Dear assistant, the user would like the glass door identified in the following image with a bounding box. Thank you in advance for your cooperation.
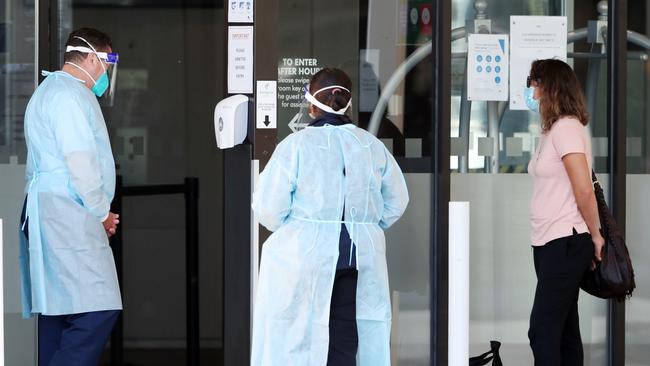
[1,0,37,364]
[449,0,609,364]
[37,0,226,364]
[625,1,650,363]
[276,1,438,363]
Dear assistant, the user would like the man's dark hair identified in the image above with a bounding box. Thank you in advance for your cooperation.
[63,28,112,64]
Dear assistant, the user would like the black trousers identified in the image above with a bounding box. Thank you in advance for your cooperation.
[327,268,358,366]
[529,230,594,366]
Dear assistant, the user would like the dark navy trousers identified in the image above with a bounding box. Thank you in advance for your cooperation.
[38,310,120,366]
[326,268,359,366]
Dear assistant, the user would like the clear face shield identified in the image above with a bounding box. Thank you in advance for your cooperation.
[98,52,119,107]
[66,40,119,107]
[295,83,352,129]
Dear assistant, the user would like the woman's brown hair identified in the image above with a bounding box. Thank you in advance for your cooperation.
[529,59,589,132]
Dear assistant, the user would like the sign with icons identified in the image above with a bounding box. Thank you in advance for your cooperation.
[467,34,509,101]
[228,0,253,23]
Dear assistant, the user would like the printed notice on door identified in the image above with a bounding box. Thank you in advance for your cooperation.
[227,26,254,94]
[277,57,322,134]
[467,34,509,101]
[256,80,277,129]
[510,16,567,110]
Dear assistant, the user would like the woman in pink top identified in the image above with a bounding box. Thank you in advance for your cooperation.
[525,59,605,366]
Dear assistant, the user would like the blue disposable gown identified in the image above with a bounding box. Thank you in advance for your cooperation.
[19,71,122,318]
[251,123,409,365]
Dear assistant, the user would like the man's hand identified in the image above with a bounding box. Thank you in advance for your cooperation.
[103,212,120,237]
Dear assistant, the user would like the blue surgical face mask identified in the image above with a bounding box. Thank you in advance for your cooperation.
[65,62,109,97]
[92,71,110,97]
[524,86,539,112]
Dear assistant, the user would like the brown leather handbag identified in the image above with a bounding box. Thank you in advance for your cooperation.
[580,171,636,301]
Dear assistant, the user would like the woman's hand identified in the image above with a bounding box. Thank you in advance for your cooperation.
[590,233,605,269]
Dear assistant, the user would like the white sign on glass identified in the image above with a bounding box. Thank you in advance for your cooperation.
[467,34,509,101]
[359,49,380,112]
[227,26,254,94]
[510,16,567,110]
[256,80,277,129]
[227,0,253,23]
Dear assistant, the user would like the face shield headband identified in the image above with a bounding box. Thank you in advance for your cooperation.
[304,85,352,115]
[65,46,119,65]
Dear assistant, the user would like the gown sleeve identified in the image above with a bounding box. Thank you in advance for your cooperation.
[25,150,34,189]
[378,146,409,230]
[252,136,299,232]
[50,92,111,221]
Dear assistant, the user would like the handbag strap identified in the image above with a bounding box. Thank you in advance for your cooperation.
[591,169,599,186]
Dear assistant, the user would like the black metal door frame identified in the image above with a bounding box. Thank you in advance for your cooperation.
[37,0,60,79]
[431,1,451,365]
[222,1,279,365]
[606,1,627,365]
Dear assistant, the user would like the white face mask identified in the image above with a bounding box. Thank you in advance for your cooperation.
[304,85,352,115]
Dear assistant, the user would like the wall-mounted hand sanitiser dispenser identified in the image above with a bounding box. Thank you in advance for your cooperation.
[214,94,249,149]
